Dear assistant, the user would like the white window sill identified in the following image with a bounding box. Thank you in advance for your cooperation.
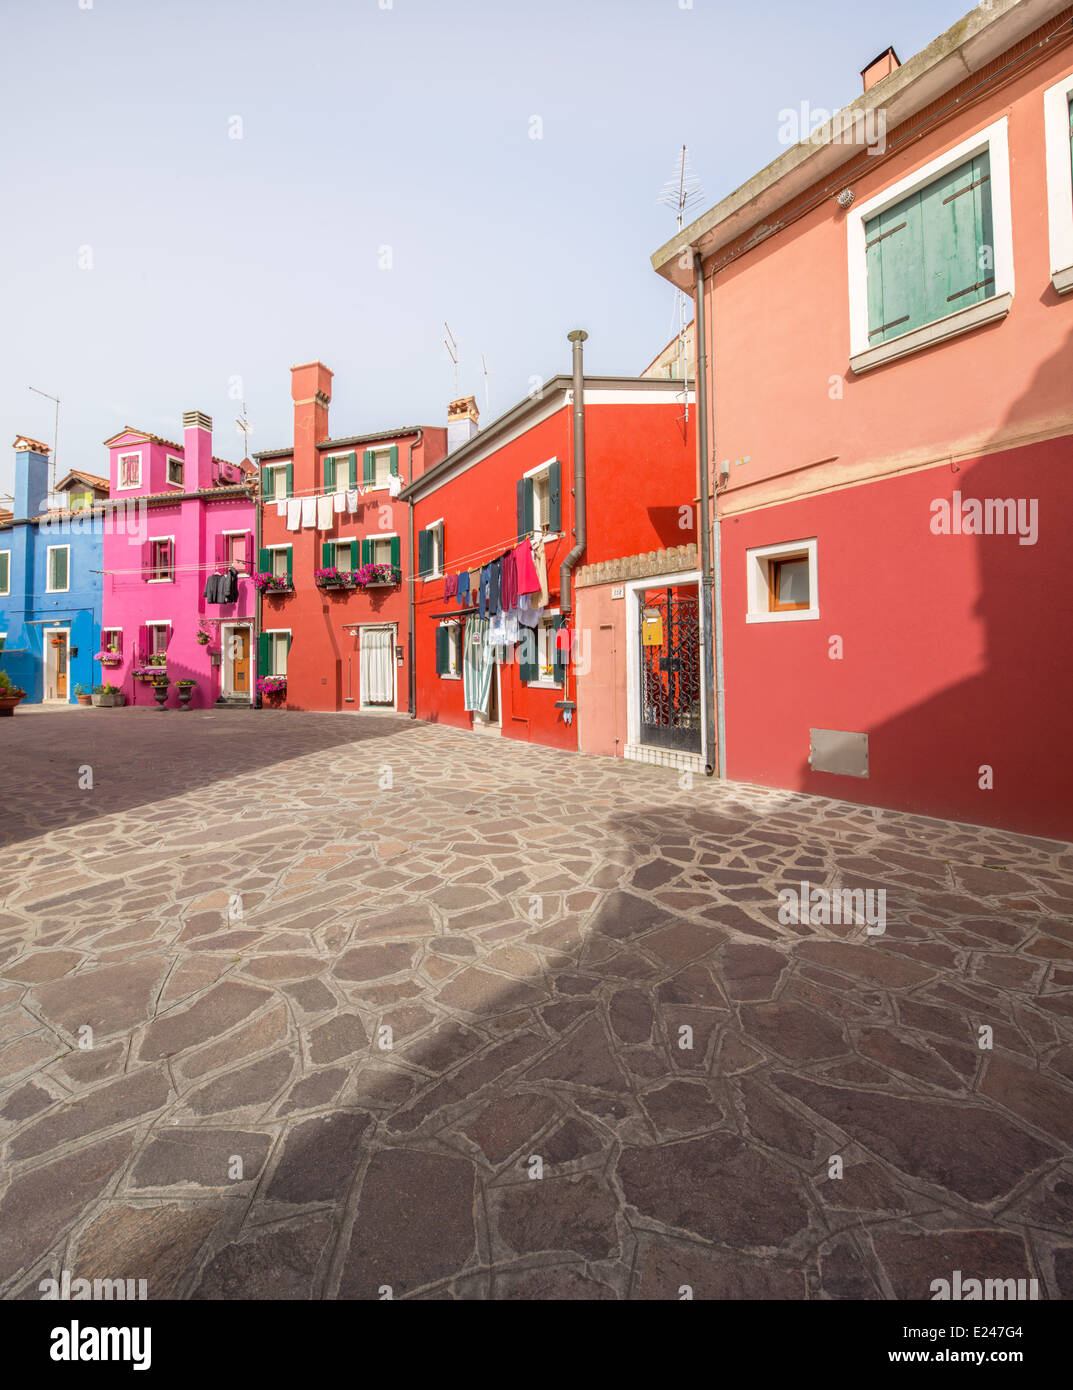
[45,589,70,595]
[440,672,462,680]
[746,608,819,625]
[850,292,1012,374]
[1052,266,1073,294]
[148,578,174,584]
[526,678,560,689]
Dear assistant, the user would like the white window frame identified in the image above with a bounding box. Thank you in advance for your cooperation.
[846,117,1014,371]
[116,451,142,491]
[46,544,70,594]
[266,464,289,501]
[367,532,397,566]
[371,449,393,489]
[265,543,292,579]
[424,519,444,579]
[147,621,171,657]
[148,535,176,583]
[1044,71,1073,293]
[438,619,462,679]
[165,454,184,489]
[0,550,9,596]
[222,529,248,569]
[264,628,291,677]
[331,537,358,568]
[101,626,122,654]
[526,606,562,688]
[746,538,819,624]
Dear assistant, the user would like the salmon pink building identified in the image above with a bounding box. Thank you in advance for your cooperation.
[99,414,257,708]
[405,334,697,757]
[252,362,447,712]
[653,0,1073,838]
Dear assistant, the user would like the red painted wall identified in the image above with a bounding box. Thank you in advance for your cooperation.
[412,393,695,748]
[721,438,1073,840]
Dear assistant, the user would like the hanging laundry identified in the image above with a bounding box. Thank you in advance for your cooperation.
[204,568,239,605]
[333,491,347,513]
[530,534,549,606]
[316,494,334,530]
[444,572,458,600]
[502,612,520,645]
[501,548,518,610]
[456,570,470,607]
[488,556,502,617]
[301,496,316,528]
[286,499,302,531]
[345,488,359,512]
[515,537,540,595]
[518,593,542,628]
[387,474,403,498]
[477,565,492,619]
[275,500,288,519]
[487,612,507,645]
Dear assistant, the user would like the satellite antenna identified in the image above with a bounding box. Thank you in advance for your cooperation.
[28,385,60,501]
[235,400,253,456]
[656,145,704,389]
[481,354,490,415]
[443,322,459,397]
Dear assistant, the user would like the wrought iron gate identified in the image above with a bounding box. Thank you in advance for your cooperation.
[638,585,702,753]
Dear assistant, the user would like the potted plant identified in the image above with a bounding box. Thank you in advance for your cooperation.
[74,684,92,707]
[196,630,211,646]
[146,652,167,667]
[0,670,27,715]
[91,683,126,708]
[257,674,287,703]
[314,566,344,589]
[175,678,197,709]
[150,675,170,710]
[253,571,294,594]
[358,562,400,588]
[95,647,122,668]
[50,635,65,648]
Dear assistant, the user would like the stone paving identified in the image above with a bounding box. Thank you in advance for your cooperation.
[1,707,1072,1300]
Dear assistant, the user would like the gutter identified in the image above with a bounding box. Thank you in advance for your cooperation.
[406,429,423,719]
[694,255,721,778]
[558,331,588,615]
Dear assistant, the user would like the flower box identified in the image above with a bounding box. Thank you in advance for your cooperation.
[314,567,358,590]
[96,652,122,667]
[253,572,294,595]
[257,675,287,700]
[356,563,400,588]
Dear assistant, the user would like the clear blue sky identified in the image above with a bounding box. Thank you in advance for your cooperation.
[0,0,971,497]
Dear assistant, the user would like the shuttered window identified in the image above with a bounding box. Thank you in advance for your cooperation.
[418,522,444,578]
[47,546,70,592]
[259,630,291,676]
[865,152,994,345]
[0,551,9,596]
[517,462,561,537]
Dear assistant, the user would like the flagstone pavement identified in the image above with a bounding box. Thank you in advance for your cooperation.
[1,707,1072,1300]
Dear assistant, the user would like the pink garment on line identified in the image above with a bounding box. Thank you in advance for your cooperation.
[514,538,540,595]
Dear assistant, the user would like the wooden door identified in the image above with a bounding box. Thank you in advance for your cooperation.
[56,634,68,699]
[232,629,250,694]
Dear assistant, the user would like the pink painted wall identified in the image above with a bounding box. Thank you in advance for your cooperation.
[101,431,256,709]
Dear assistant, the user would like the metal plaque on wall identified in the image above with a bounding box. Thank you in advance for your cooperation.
[810,729,869,778]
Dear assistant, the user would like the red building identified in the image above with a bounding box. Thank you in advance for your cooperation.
[253,362,446,712]
[653,2,1073,838]
[405,335,697,753]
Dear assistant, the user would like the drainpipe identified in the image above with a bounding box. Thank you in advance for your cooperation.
[559,329,587,612]
[406,429,423,718]
[694,253,722,777]
[252,475,262,710]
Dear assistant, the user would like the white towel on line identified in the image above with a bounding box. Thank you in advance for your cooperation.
[316,494,334,530]
[333,491,347,512]
[345,489,359,512]
[275,500,287,518]
[286,499,302,531]
[301,496,316,527]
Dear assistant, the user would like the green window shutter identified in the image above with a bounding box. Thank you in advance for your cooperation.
[921,151,993,320]
[258,548,271,572]
[865,192,924,344]
[258,632,271,676]
[390,536,400,568]
[435,625,449,675]
[284,545,293,577]
[388,445,399,477]
[361,538,372,565]
[324,456,336,491]
[284,463,294,498]
[347,541,358,569]
[548,462,562,531]
[322,542,333,568]
[516,477,534,536]
[417,530,430,578]
[362,450,376,484]
[552,616,567,686]
[347,452,358,489]
[518,627,537,683]
[437,521,445,567]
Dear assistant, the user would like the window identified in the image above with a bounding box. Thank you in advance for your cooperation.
[265,630,290,676]
[0,551,8,596]
[149,538,175,582]
[101,627,122,655]
[265,464,292,500]
[267,547,291,579]
[224,533,246,567]
[117,452,141,489]
[746,539,818,624]
[847,119,1013,370]
[68,490,94,513]
[324,452,357,491]
[436,621,462,678]
[150,624,170,656]
[326,539,358,570]
[362,446,398,489]
[1044,72,1073,293]
[366,535,399,567]
[520,613,565,687]
[46,545,70,593]
[517,461,562,537]
[418,521,444,579]
[166,456,184,488]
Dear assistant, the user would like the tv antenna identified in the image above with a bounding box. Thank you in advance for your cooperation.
[235,400,253,457]
[481,354,490,415]
[443,322,459,397]
[656,145,704,391]
[28,385,60,499]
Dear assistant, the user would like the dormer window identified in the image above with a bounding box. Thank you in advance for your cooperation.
[118,453,141,489]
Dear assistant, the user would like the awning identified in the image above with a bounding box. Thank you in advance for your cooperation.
[429,606,477,619]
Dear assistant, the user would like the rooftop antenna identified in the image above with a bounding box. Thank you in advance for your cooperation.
[481,353,490,416]
[443,322,459,397]
[656,145,704,396]
[235,400,253,457]
[28,385,60,500]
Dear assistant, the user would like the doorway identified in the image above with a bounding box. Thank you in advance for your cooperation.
[224,626,252,700]
[637,582,702,754]
[44,628,69,702]
[359,626,396,708]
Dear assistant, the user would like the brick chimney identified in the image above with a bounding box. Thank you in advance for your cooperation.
[182,411,214,490]
[12,435,50,521]
[861,47,900,93]
[447,396,479,453]
[291,361,333,491]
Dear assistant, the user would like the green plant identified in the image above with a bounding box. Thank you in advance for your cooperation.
[175,679,197,688]
[146,652,167,666]
[104,683,120,693]
[92,684,107,694]
[0,670,26,696]
[74,685,88,696]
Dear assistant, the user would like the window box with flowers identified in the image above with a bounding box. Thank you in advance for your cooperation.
[253,572,294,595]
[314,567,358,590]
[257,674,287,702]
[95,650,123,668]
[357,562,400,589]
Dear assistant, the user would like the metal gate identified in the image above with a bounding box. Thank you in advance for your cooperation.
[638,585,702,753]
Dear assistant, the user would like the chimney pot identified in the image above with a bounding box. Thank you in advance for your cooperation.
[861,46,900,93]
[447,395,480,451]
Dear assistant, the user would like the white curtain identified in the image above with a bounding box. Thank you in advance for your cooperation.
[361,628,394,705]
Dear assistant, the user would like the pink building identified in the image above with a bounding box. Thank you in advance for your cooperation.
[100,412,257,709]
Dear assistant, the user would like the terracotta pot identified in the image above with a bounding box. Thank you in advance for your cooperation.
[76,694,92,706]
[0,694,23,716]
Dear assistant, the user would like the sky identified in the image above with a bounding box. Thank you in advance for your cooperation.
[0,0,974,499]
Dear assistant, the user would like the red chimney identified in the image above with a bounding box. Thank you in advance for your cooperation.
[290,361,333,490]
[861,46,900,93]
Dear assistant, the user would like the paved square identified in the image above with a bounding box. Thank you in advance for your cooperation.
[1,708,1072,1299]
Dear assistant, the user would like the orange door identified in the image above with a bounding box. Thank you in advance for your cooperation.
[232,630,250,693]
[56,635,68,699]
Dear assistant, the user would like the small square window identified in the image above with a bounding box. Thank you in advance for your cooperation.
[166,457,183,487]
[769,558,810,612]
[47,546,70,592]
[271,549,289,578]
[746,540,818,624]
[118,453,141,488]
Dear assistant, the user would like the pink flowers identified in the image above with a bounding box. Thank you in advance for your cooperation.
[257,675,287,697]
[252,571,293,593]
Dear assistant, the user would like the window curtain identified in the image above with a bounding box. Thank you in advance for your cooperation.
[462,616,493,714]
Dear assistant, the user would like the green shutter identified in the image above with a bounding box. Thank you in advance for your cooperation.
[389,536,400,568]
[347,451,358,489]
[322,542,333,568]
[348,541,358,569]
[517,478,534,536]
[284,545,293,577]
[284,463,293,498]
[865,193,924,343]
[548,462,562,531]
[436,625,449,675]
[258,632,271,676]
[324,455,336,491]
[362,450,375,484]
[388,445,399,477]
[258,548,271,572]
[437,521,445,570]
[417,530,430,578]
[552,616,567,686]
[361,538,372,565]
[518,627,537,683]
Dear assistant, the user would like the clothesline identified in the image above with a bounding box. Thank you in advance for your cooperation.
[91,563,250,577]
[261,482,402,505]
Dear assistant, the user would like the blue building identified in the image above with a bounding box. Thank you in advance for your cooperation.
[0,437,108,703]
